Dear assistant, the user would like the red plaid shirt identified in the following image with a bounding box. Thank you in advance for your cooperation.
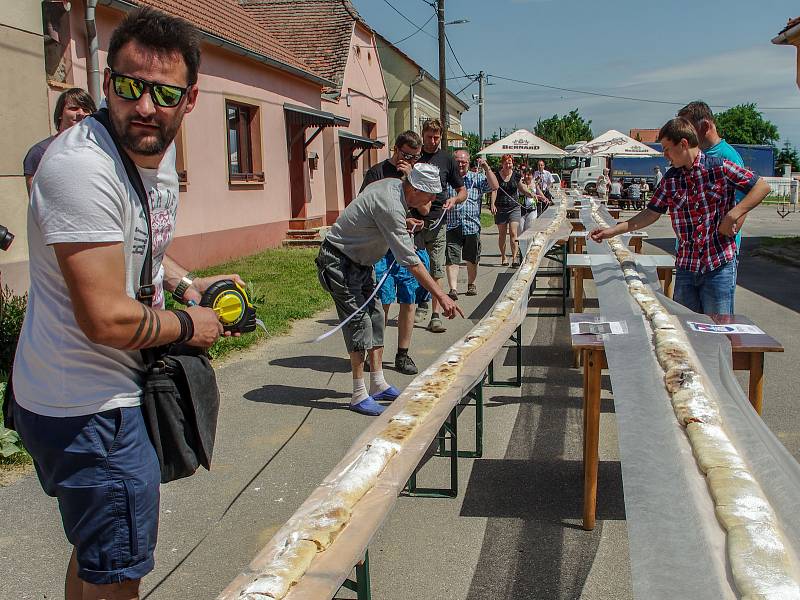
[647,151,758,273]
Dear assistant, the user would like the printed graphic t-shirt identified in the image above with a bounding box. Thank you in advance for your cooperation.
[13,115,179,417]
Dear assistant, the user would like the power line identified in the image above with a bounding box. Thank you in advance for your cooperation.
[380,0,436,40]
[392,11,435,45]
[444,31,470,79]
[487,74,800,111]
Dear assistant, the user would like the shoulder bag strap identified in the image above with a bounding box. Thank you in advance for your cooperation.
[93,109,159,365]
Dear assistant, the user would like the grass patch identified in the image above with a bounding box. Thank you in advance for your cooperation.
[758,236,800,248]
[480,209,495,229]
[172,247,332,360]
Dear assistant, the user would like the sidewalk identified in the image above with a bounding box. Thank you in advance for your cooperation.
[0,226,631,600]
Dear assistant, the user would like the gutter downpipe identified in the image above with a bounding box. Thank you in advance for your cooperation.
[409,70,424,131]
[85,0,101,106]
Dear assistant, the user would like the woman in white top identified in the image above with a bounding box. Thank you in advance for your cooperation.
[596,168,610,203]
[519,170,543,233]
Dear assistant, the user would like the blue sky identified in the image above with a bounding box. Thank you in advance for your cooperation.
[351,0,800,147]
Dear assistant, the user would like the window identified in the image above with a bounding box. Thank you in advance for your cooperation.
[226,100,263,183]
[42,1,73,85]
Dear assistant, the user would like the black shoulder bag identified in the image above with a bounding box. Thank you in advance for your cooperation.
[95,109,220,483]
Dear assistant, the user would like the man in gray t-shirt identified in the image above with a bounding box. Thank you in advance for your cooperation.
[317,163,463,416]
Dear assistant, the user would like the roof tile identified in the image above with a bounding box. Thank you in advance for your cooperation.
[129,0,326,82]
[240,0,363,90]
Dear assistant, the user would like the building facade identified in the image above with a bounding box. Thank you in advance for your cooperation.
[374,32,470,148]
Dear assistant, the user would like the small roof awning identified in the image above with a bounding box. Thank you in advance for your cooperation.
[447,130,466,142]
[284,103,349,128]
[339,131,385,150]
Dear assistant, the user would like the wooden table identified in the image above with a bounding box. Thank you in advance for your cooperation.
[570,313,783,530]
[567,207,620,220]
[569,230,648,254]
[567,254,676,312]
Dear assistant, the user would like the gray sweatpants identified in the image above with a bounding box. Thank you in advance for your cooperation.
[316,242,384,353]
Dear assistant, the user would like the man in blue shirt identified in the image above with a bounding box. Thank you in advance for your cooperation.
[445,150,498,297]
[678,101,745,312]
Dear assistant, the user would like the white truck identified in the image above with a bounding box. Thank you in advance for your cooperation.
[563,142,607,194]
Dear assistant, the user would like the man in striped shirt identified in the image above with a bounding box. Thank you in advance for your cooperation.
[445,150,498,297]
[590,117,770,314]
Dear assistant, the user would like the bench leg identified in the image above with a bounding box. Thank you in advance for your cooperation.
[405,407,459,498]
[748,352,764,415]
[583,349,601,531]
[338,551,372,600]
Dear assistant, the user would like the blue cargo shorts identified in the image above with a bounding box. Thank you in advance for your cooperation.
[374,248,429,305]
[13,403,160,584]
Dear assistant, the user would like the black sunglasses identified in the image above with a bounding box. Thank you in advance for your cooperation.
[399,150,422,161]
[109,71,188,108]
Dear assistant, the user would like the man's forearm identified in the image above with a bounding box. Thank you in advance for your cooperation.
[484,166,499,191]
[162,254,190,292]
[730,178,770,218]
[609,208,661,236]
[452,186,467,205]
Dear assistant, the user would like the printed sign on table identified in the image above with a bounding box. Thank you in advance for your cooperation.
[687,322,765,335]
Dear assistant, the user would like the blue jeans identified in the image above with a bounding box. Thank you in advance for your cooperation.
[673,259,736,315]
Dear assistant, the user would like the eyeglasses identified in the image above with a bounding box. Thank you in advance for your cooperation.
[109,71,188,108]
[399,150,422,161]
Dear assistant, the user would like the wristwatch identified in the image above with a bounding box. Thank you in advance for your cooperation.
[172,275,194,303]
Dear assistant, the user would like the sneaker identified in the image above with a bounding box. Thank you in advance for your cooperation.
[466,284,478,296]
[395,353,418,375]
[371,385,401,402]
[414,303,428,324]
[447,289,459,301]
[428,315,446,333]
[349,396,385,416]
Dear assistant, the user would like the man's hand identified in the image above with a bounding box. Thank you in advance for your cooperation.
[437,293,464,319]
[406,217,424,233]
[476,157,489,170]
[718,210,741,238]
[184,305,224,347]
[443,197,457,210]
[589,227,614,243]
[184,274,245,305]
[396,160,412,177]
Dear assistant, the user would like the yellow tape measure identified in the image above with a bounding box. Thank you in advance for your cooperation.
[200,280,258,333]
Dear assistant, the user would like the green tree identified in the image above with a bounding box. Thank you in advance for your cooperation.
[714,103,779,146]
[534,109,594,150]
[775,140,800,173]
[463,131,482,159]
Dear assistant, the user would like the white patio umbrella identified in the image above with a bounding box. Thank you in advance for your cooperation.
[478,129,566,158]
[570,129,662,157]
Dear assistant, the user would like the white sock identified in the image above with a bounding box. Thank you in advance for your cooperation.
[351,378,368,405]
[369,370,389,395]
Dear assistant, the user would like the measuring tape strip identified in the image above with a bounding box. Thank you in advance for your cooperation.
[309,214,441,344]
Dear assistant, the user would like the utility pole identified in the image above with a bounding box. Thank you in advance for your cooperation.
[478,71,485,146]
[437,0,448,149]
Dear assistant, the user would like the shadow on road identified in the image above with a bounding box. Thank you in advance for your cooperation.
[270,354,352,373]
[463,314,626,599]
[243,384,349,410]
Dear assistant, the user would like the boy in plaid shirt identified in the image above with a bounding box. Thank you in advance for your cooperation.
[590,117,770,314]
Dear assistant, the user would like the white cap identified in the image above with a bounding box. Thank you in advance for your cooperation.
[408,163,442,194]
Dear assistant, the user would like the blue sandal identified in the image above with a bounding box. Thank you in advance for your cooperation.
[371,385,401,402]
[349,396,385,416]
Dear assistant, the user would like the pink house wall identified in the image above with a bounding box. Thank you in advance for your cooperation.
[322,22,389,224]
[49,2,329,270]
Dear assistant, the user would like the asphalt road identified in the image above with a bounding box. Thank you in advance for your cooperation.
[1,205,797,599]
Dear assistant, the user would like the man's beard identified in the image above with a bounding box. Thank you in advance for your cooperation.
[113,112,180,156]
